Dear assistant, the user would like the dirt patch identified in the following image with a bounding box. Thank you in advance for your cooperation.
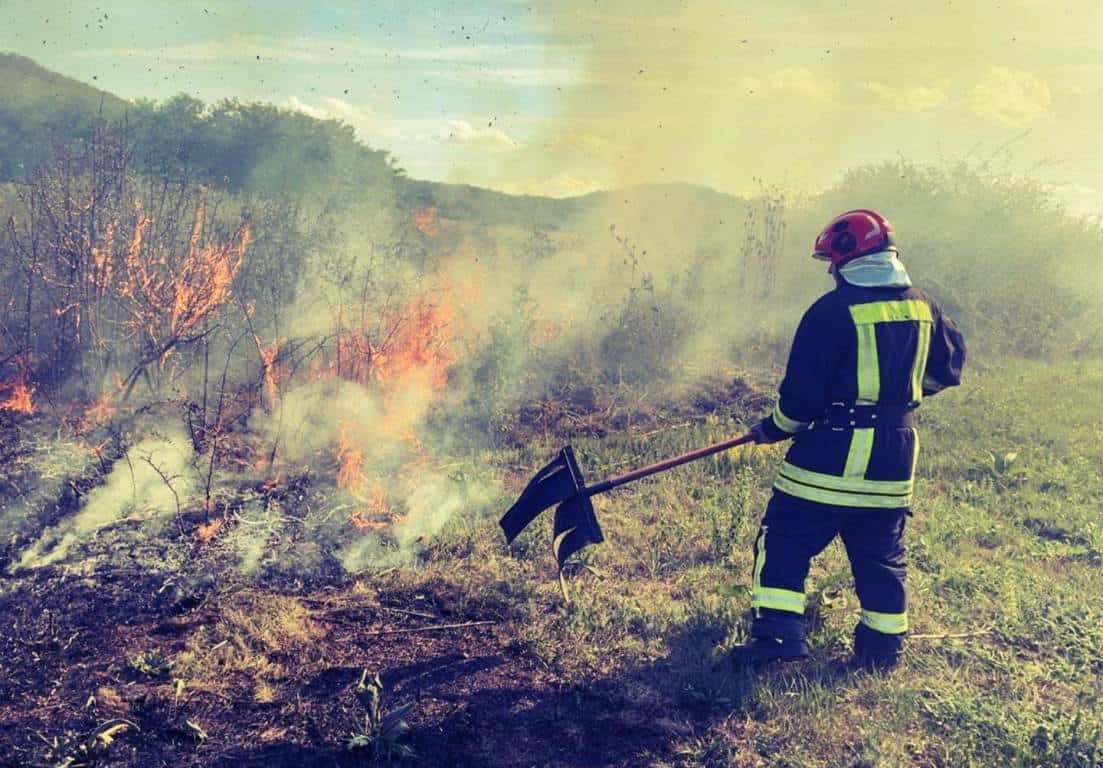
[0,561,701,767]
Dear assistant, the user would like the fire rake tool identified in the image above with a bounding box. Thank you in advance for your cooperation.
[500,433,755,568]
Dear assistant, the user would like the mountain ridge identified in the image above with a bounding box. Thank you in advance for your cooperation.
[0,52,746,220]
[0,52,129,115]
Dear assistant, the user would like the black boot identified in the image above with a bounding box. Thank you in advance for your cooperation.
[732,611,808,666]
[852,622,904,671]
[731,636,809,666]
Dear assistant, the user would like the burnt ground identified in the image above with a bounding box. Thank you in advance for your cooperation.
[0,564,741,768]
[0,376,775,768]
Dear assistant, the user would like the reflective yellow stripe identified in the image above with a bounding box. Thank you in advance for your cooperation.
[854,322,880,403]
[849,299,932,325]
[753,526,767,599]
[861,609,909,634]
[843,428,875,478]
[771,404,809,434]
[752,586,806,615]
[779,461,913,495]
[751,528,805,614]
[774,474,912,509]
[850,299,934,405]
[911,427,920,477]
[911,319,933,403]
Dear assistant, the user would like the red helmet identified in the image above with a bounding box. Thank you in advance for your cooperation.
[812,209,897,268]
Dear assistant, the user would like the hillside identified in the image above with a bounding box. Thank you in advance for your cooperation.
[0,52,129,116]
[0,53,130,177]
[398,178,746,232]
[0,54,748,234]
[0,55,400,195]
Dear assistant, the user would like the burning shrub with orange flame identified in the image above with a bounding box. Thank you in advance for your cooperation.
[410,206,441,237]
[5,150,253,408]
[0,352,38,415]
[118,194,252,395]
[309,286,460,533]
[0,375,35,415]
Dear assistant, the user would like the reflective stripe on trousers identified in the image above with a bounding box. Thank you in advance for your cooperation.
[861,609,909,634]
[751,525,806,616]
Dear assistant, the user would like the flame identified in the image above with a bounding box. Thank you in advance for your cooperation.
[309,280,465,533]
[337,422,414,532]
[531,317,561,347]
[348,480,407,530]
[336,426,363,491]
[328,332,377,388]
[0,377,35,414]
[89,219,117,293]
[120,197,250,352]
[76,374,127,432]
[374,294,456,391]
[410,206,441,237]
[316,287,457,428]
[83,392,117,428]
[255,336,282,406]
[260,473,283,493]
[169,228,250,339]
[196,518,225,544]
[345,291,457,459]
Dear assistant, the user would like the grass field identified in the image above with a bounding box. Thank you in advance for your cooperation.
[415,357,1103,767]
[1,358,1101,767]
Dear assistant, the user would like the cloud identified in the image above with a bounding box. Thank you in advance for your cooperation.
[286,95,400,143]
[286,96,329,121]
[517,172,606,198]
[76,35,579,69]
[432,120,518,152]
[442,65,581,87]
[862,81,948,113]
[740,68,836,104]
[972,66,1051,125]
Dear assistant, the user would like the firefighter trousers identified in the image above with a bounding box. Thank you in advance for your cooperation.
[749,492,909,658]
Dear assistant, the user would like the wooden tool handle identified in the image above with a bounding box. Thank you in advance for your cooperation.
[583,433,755,498]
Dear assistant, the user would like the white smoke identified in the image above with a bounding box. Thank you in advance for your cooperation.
[338,471,495,572]
[14,427,195,571]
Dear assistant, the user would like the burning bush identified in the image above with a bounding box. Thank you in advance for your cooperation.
[0,372,35,414]
[2,122,255,405]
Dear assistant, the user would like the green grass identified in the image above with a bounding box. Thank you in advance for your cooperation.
[420,358,1103,767]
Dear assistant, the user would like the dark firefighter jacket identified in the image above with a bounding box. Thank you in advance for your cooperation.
[759,282,966,509]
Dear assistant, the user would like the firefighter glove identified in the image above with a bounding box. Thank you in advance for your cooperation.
[751,418,786,444]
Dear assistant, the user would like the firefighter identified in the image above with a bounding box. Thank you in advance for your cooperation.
[736,209,966,670]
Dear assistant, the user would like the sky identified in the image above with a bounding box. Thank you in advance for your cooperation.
[2,0,1102,212]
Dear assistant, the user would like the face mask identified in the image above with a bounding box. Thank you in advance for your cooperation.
[837,251,912,288]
